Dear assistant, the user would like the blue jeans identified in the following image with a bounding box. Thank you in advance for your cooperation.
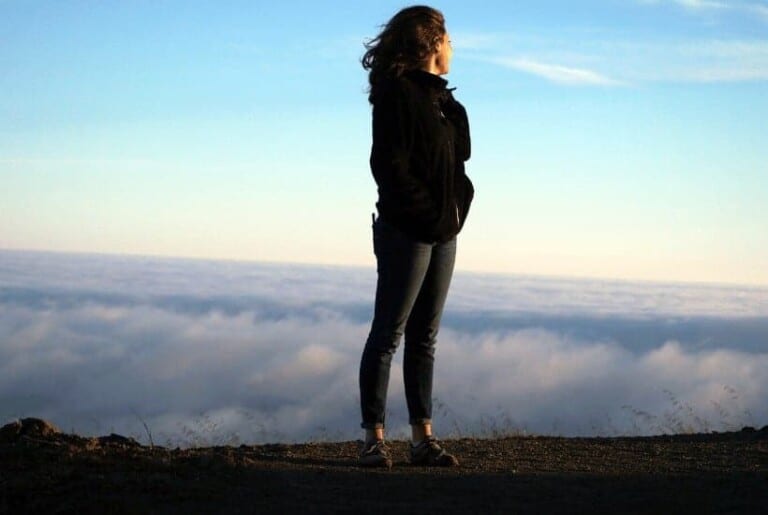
[359,217,457,429]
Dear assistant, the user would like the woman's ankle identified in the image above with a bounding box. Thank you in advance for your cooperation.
[411,423,432,443]
[365,428,384,443]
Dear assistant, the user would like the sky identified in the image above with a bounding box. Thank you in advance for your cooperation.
[2,0,768,284]
[2,249,767,445]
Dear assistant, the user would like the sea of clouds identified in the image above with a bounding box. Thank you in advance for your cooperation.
[1,249,767,446]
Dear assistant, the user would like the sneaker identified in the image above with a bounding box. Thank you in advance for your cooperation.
[410,437,459,467]
[359,439,393,469]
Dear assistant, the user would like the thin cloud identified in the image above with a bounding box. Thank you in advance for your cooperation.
[675,0,729,9]
[488,57,624,86]
[674,66,768,81]
[456,9,768,84]
[646,39,768,82]
[637,0,728,9]
[750,3,768,20]
[469,37,768,84]
[640,0,768,21]
[451,32,505,51]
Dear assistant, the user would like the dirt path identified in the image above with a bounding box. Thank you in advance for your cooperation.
[1,419,766,513]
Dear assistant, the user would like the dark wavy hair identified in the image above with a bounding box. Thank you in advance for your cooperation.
[361,5,446,102]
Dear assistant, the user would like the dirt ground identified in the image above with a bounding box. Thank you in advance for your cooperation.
[1,418,766,514]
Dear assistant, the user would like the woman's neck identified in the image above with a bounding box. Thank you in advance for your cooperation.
[419,55,445,76]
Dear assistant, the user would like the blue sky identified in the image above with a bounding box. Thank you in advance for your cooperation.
[2,0,767,284]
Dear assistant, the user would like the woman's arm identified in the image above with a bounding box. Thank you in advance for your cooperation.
[370,83,439,226]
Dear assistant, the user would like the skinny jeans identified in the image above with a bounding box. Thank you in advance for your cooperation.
[359,216,456,429]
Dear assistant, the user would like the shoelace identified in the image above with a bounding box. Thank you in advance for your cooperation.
[413,437,445,457]
[365,440,390,455]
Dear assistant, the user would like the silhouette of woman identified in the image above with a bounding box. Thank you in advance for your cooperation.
[358,5,474,468]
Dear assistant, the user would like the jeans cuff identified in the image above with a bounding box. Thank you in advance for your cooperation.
[408,418,432,426]
[360,422,385,430]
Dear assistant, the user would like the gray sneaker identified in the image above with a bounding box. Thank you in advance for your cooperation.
[410,437,459,467]
[359,439,393,469]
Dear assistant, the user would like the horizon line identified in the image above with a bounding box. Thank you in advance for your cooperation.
[1,245,765,291]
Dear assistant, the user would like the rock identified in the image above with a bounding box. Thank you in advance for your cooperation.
[97,433,141,447]
[0,420,23,443]
[20,418,61,437]
[1,418,61,442]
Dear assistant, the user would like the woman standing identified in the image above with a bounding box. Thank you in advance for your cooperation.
[358,5,474,468]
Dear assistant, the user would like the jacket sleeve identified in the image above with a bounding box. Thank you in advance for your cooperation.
[370,83,439,226]
[440,90,471,162]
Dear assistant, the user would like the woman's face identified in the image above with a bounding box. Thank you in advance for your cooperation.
[435,31,453,75]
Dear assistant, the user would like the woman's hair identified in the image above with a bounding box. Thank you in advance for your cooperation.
[361,5,446,101]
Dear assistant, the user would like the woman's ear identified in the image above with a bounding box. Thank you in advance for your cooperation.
[433,36,444,56]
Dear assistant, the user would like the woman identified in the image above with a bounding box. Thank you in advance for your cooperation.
[358,5,474,468]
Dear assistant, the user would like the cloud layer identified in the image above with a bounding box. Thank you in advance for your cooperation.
[1,250,766,446]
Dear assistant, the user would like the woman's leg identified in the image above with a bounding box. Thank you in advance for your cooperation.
[403,237,457,430]
[359,219,433,432]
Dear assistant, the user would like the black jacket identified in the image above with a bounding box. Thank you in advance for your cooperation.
[370,69,474,243]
